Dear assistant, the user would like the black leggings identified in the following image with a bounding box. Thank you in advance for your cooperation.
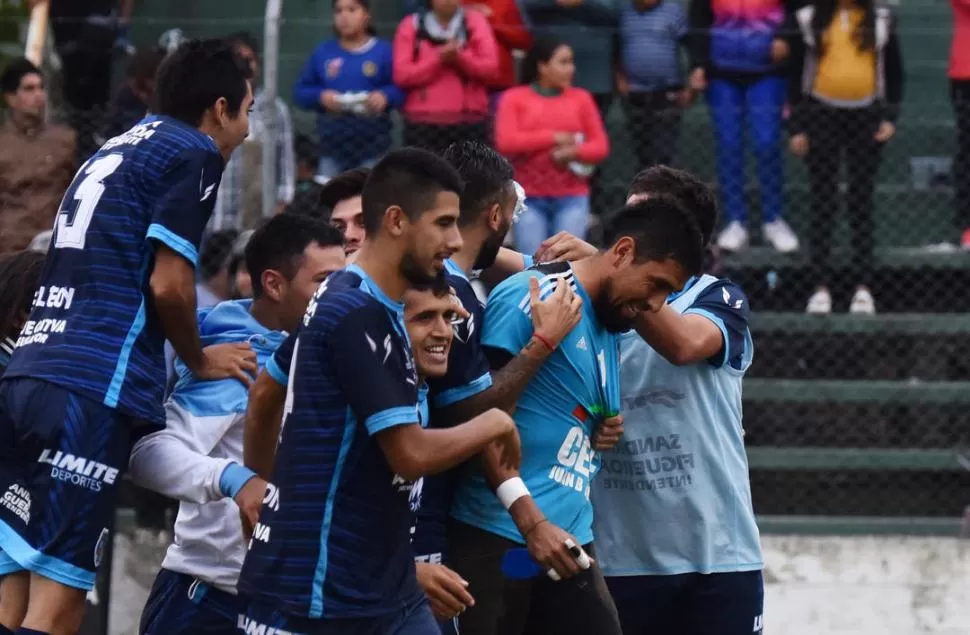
[802,100,885,287]
[448,520,621,635]
[952,80,970,230]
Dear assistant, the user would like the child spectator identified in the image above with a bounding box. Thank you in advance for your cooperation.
[294,0,401,180]
[101,46,166,142]
[394,0,499,151]
[287,134,327,218]
[0,250,44,376]
[788,0,902,315]
[688,0,799,253]
[618,0,695,169]
[495,33,609,256]
[951,0,970,247]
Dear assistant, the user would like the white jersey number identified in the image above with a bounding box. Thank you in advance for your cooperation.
[54,153,124,250]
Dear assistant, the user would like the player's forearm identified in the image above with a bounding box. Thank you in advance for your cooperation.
[243,371,286,480]
[129,432,233,504]
[478,439,547,537]
[151,260,205,373]
[438,337,552,423]
[379,409,513,482]
[634,306,720,366]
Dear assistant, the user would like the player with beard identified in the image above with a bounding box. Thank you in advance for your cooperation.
[449,197,705,635]
[236,148,522,635]
[411,142,587,631]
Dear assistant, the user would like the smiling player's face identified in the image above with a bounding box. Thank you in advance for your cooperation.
[400,191,463,285]
[404,288,456,379]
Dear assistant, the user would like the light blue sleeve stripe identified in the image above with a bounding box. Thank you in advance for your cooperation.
[265,355,288,385]
[433,372,493,408]
[219,463,257,499]
[364,406,419,436]
[146,223,199,267]
[0,519,96,590]
[521,254,535,269]
[684,307,731,369]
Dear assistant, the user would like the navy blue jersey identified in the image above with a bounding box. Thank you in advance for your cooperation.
[3,116,224,424]
[411,259,492,563]
[238,264,425,620]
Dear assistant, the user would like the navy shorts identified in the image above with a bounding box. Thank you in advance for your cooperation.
[141,568,242,635]
[606,570,765,635]
[240,594,440,635]
[0,378,152,590]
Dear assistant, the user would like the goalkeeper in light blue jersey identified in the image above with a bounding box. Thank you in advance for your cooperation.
[584,167,764,635]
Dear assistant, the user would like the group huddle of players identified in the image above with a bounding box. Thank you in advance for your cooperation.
[0,38,764,635]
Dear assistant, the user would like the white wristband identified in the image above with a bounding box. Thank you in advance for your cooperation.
[496,477,530,510]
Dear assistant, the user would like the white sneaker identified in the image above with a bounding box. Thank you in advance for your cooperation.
[849,287,876,314]
[806,288,832,314]
[717,221,749,252]
[762,219,800,253]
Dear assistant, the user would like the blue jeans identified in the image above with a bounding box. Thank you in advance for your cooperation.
[513,195,590,257]
[706,77,786,224]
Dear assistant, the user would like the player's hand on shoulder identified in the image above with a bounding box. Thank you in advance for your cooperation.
[415,562,475,621]
[235,475,269,541]
[198,342,258,386]
[533,231,598,264]
[524,520,592,581]
[592,414,624,451]
[529,276,582,348]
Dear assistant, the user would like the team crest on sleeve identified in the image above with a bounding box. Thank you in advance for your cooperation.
[93,527,109,568]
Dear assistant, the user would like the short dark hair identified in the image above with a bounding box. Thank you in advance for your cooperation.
[225,32,260,58]
[604,196,704,276]
[0,57,42,95]
[409,272,453,298]
[362,148,464,235]
[245,213,344,298]
[628,166,719,246]
[126,47,166,82]
[0,250,45,340]
[199,229,239,281]
[295,133,319,166]
[521,32,567,86]
[319,167,371,211]
[154,38,252,126]
[441,141,515,227]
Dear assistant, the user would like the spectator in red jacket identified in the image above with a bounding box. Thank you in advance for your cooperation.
[951,0,970,247]
[495,33,609,256]
[464,0,532,92]
[394,0,499,152]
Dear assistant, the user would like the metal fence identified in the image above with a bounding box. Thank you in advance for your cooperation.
[2,6,969,540]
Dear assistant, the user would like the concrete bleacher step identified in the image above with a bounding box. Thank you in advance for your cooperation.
[751,312,970,335]
[744,379,970,404]
[746,447,964,471]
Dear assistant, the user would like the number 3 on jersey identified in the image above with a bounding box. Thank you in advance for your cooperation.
[54,153,124,250]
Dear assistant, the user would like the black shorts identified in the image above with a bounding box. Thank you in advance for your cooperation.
[607,570,765,635]
[447,520,621,635]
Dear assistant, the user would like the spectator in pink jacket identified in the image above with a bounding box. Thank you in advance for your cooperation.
[394,0,499,151]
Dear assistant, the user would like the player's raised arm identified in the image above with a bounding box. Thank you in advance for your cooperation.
[434,276,581,424]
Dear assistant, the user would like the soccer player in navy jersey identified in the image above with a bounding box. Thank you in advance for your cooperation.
[237,148,522,635]
[0,39,256,635]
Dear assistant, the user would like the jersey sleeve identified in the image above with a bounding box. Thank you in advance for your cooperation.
[428,295,492,409]
[146,148,225,267]
[481,275,535,359]
[265,331,296,385]
[683,280,750,369]
[330,303,420,435]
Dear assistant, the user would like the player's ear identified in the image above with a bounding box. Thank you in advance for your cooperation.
[486,202,504,232]
[385,205,407,237]
[212,96,230,127]
[611,236,636,268]
[261,269,286,303]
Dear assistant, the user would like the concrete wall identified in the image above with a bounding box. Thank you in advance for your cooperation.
[763,535,970,635]
[103,532,970,635]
